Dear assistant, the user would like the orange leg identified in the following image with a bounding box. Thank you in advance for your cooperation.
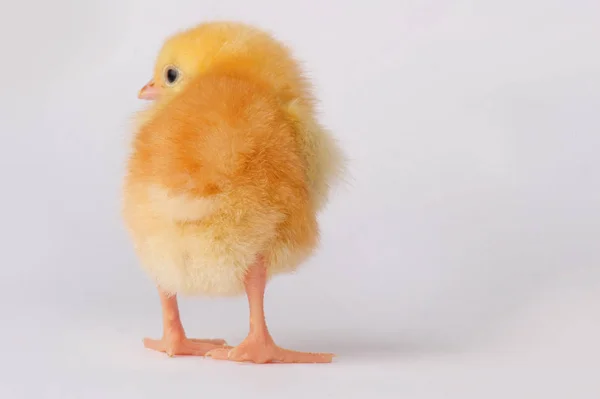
[144,290,227,357]
[206,258,334,364]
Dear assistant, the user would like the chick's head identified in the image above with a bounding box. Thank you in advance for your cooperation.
[137,21,312,107]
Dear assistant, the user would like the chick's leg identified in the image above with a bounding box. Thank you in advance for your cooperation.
[206,258,334,364]
[143,290,227,356]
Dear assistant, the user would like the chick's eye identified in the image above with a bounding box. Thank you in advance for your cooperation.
[165,67,180,85]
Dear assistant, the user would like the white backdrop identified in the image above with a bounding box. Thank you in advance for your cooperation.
[1,1,599,398]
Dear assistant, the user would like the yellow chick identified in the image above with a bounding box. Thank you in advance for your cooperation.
[122,21,345,363]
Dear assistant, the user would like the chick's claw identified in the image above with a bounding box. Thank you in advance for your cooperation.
[144,337,229,357]
[205,341,334,364]
[188,338,228,346]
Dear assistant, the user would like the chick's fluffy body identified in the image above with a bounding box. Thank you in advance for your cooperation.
[123,22,343,296]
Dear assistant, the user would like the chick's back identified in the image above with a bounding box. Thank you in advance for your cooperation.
[123,73,318,296]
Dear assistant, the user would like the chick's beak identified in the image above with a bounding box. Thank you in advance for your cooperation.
[138,79,160,100]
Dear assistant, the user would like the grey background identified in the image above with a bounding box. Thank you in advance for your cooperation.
[0,0,598,398]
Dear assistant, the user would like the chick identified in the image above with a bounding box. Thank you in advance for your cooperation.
[122,21,344,364]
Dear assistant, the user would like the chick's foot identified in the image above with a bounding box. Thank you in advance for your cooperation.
[205,258,334,364]
[145,290,228,356]
[144,336,228,357]
[205,336,333,364]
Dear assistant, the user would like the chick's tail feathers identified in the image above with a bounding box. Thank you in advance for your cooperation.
[286,99,347,213]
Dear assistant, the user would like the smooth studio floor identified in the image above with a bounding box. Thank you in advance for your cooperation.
[2,276,598,399]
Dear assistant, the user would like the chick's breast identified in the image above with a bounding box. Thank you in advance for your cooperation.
[122,75,318,296]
